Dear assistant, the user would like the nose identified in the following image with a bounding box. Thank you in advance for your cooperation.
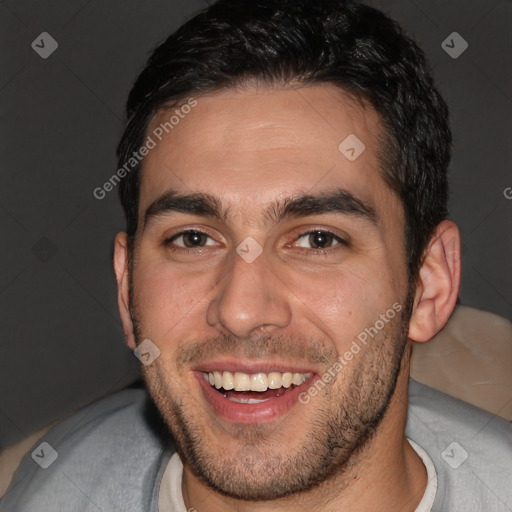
[206,249,292,339]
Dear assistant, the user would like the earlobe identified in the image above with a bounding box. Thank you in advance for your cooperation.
[113,232,137,350]
[408,220,461,343]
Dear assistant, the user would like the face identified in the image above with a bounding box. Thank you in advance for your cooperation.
[119,84,414,500]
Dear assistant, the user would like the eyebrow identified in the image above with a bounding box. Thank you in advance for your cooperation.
[143,187,379,231]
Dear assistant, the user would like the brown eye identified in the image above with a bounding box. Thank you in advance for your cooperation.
[310,231,334,249]
[295,230,345,250]
[164,230,217,250]
[181,231,208,247]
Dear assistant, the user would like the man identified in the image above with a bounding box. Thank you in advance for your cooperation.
[2,0,511,510]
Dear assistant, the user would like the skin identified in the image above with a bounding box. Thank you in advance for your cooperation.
[114,84,461,511]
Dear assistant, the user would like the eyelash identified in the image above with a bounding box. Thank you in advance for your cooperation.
[162,228,349,256]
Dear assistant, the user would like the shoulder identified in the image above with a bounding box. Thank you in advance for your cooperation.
[0,386,173,512]
[407,379,512,509]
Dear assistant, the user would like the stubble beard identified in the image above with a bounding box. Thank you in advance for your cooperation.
[129,274,415,501]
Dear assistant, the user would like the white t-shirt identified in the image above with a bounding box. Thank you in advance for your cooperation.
[159,437,437,512]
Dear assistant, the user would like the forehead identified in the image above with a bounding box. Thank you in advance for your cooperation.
[138,84,398,228]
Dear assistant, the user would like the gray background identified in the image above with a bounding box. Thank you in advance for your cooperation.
[1,0,511,450]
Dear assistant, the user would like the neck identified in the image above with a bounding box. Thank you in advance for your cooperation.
[182,344,427,512]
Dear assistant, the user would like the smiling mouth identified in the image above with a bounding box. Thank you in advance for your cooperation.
[202,370,313,403]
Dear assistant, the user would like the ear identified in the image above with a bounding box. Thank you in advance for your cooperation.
[408,220,461,343]
[113,232,137,350]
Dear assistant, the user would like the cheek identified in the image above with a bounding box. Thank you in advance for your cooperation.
[292,263,403,351]
[132,260,215,340]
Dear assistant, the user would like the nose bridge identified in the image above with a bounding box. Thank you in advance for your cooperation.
[207,249,291,338]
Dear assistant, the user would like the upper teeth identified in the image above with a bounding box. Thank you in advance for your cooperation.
[203,371,312,392]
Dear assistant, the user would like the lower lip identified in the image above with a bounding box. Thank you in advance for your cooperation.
[194,372,317,424]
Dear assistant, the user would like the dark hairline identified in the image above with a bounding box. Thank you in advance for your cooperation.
[135,79,400,226]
